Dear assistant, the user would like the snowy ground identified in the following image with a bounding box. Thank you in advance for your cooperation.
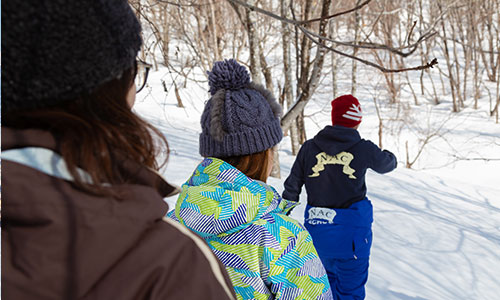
[134,67,500,300]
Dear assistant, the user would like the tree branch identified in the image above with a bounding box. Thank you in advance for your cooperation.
[157,0,212,7]
[300,26,438,73]
[302,22,437,57]
[227,0,439,72]
[451,154,500,161]
[299,0,372,24]
[227,0,300,26]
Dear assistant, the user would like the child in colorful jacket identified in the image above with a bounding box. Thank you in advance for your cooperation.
[283,95,397,300]
[169,59,332,300]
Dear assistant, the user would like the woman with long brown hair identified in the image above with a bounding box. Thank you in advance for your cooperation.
[1,1,235,299]
[168,59,332,299]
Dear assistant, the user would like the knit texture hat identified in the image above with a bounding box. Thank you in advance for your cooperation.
[1,0,142,113]
[331,95,363,128]
[199,59,283,157]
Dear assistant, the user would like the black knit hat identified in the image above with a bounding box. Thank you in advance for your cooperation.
[1,0,142,113]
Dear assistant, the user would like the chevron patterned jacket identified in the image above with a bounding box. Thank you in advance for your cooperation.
[168,158,332,300]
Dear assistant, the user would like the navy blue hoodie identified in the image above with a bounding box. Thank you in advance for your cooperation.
[283,125,397,209]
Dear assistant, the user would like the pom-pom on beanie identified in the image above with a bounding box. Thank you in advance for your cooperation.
[331,95,363,128]
[200,59,283,157]
[1,0,142,113]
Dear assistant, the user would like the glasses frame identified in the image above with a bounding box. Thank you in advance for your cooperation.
[135,59,152,94]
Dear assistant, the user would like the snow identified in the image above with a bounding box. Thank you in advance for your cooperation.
[133,65,500,299]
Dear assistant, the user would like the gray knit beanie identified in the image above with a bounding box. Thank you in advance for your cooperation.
[200,59,283,157]
[1,0,142,113]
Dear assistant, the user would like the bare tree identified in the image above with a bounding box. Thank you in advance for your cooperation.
[280,0,332,133]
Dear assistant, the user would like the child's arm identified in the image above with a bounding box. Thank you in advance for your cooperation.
[282,145,306,202]
[367,141,397,174]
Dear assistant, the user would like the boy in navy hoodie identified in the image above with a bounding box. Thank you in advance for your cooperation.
[283,95,397,300]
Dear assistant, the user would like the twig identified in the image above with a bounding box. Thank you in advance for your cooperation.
[405,21,418,47]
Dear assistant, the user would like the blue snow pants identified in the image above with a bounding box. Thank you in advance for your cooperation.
[322,257,369,300]
[304,199,373,300]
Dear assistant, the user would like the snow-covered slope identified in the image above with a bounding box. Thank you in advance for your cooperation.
[134,69,500,300]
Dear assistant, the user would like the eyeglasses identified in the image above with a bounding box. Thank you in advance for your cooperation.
[135,59,152,93]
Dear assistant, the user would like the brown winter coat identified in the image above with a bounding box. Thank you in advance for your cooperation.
[1,127,236,300]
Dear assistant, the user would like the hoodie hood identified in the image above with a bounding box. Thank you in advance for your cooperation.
[169,158,296,238]
[313,125,361,155]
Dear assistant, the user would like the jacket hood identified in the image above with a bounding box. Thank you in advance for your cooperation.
[169,158,296,238]
[313,125,361,155]
[1,127,180,298]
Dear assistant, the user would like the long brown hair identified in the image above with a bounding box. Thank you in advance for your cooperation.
[222,148,273,182]
[3,65,168,194]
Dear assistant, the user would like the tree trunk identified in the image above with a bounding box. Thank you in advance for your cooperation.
[161,4,170,67]
[245,0,263,84]
[259,44,273,92]
[438,3,458,112]
[173,81,184,108]
[330,18,338,100]
[281,0,300,155]
[373,96,383,148]
[208,0,221,61]
[298,113,307,144]
[449,22,464,108]
[405,141,411,169]
[270,146,281,179]
[351,0,362,95]
[494,58,500,123]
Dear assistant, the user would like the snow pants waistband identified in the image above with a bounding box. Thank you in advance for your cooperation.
[304,198,373,227]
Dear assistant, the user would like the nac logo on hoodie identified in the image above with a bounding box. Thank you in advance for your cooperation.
[309,151,357,179]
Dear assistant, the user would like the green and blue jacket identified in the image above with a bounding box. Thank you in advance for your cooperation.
[168,158,332,300]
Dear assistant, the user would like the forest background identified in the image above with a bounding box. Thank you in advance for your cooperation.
[129,1,500,298]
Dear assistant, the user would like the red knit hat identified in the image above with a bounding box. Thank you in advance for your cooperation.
[331,94,362,128]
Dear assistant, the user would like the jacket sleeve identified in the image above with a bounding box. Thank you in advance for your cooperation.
[367,141,397,174]
[282,145,306,202]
